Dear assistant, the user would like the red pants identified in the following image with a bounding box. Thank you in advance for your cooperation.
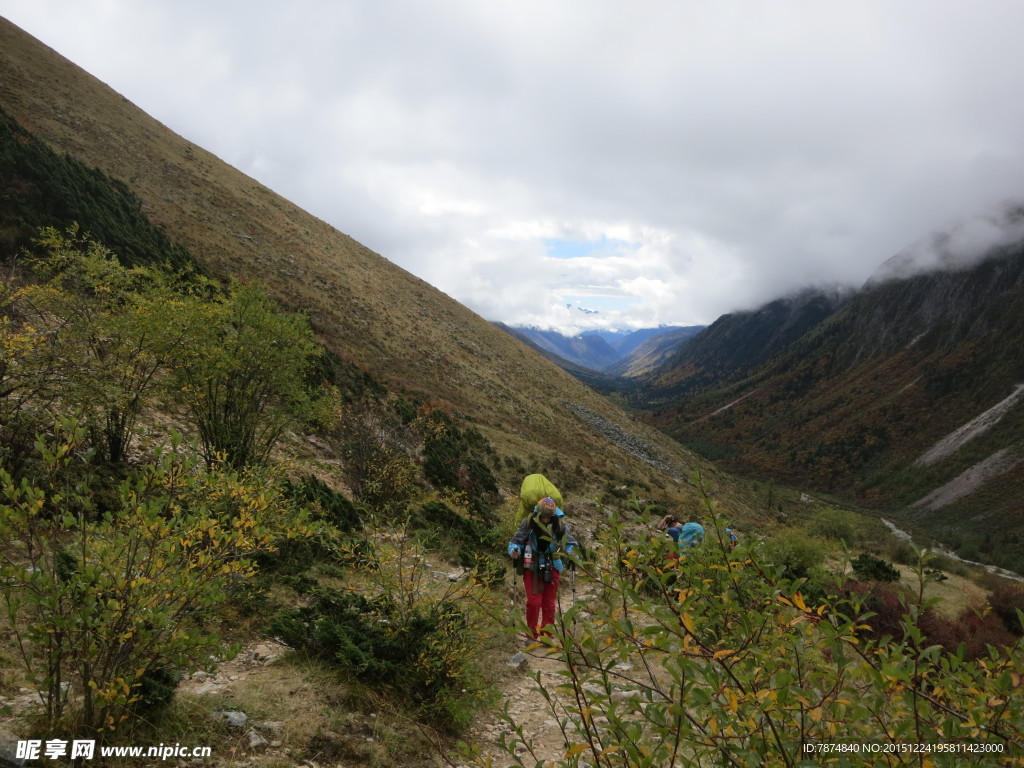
[523,569,561,638]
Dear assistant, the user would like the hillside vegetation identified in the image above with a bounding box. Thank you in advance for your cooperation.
[2,15,1024,767]
[0,19,713,502]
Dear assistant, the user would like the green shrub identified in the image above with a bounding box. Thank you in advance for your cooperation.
[480,471,1024,767]
[270,587,479,732]
[334,398,422,512]
[172,280,330,469]
[885,537,917,565]
[272,523,487,733]
[807,507,864,545]
[133,666,182,717]
[285,474,361,532]
[420,410,498,513]
[850,552,901,582]
[0,419,312,736]
[414,500,503,571]
[926,551,971,578]
[760,530,828,592]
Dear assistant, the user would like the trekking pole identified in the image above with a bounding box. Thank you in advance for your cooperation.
[570,559,577,633]
[569,557,577,634]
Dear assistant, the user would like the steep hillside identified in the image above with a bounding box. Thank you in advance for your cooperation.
[636,287,852,404]
[0,16,730,508]
[6,17,1024,768]
[644,238,1024,570]
[604,325,704,378]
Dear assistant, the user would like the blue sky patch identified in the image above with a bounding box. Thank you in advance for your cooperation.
[544,237,636,260]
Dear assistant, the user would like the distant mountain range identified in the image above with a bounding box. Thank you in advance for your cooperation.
[498,324,704,372]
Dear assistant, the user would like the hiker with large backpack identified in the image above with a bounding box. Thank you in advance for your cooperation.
[508,495,577,640]
[657,513,704,558]
[515,473,563,523]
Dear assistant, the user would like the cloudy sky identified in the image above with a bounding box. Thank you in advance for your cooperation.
[3,1,1024,334]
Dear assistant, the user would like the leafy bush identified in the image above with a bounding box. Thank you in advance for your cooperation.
[926,551,971,578]
[5,227,328,472]
[850,552,901,582]
[807,507,864,545]
[0,420,312,735]
[415,500,503,573]
[173,280,330,469]
[420,410,498,513]
[477,471,1024,767]
[987,582,1024,636]
[884,536,917,565]
[270,588,466,702]
[270,526,487,732]
[758,529,832,601]
[22,226,204,464]
[760,530,826,581]
[285,474,361,532]
[334,398,422,512]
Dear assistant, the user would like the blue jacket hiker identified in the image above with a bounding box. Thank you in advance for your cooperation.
[658,514,704,558]
[680,522,705,549]
[508,496,578,639]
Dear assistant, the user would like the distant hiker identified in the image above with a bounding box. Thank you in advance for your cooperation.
[679,522,705,550]
[658,514,703,557]
[657,513,681,538]
[725,528,738,551]
[508,496,577,639]
[657,514,684,558]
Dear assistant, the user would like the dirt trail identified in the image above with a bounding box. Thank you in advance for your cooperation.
[469,650,573,765]
[467,576,605,767]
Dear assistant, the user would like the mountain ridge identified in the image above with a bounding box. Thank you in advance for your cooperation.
[0,15,730,509]
[636,238,1024,570]
[502,324,703,372]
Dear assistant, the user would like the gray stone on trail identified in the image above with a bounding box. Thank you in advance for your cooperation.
[246,731,270,751]
[0,729,26,768]
[252,644,278,663]
[213,710,248,729]
[506,652,529,670]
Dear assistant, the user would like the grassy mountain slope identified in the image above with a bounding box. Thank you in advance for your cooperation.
[0,17,751,514]
[636,288,852,404]
[643,242,1024,570]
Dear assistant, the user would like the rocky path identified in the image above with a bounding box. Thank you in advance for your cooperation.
[463,573,606,768]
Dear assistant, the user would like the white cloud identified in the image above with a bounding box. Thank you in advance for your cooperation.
[3,0,1024,333]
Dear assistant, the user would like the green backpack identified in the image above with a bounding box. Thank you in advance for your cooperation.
[516,474,563,523]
